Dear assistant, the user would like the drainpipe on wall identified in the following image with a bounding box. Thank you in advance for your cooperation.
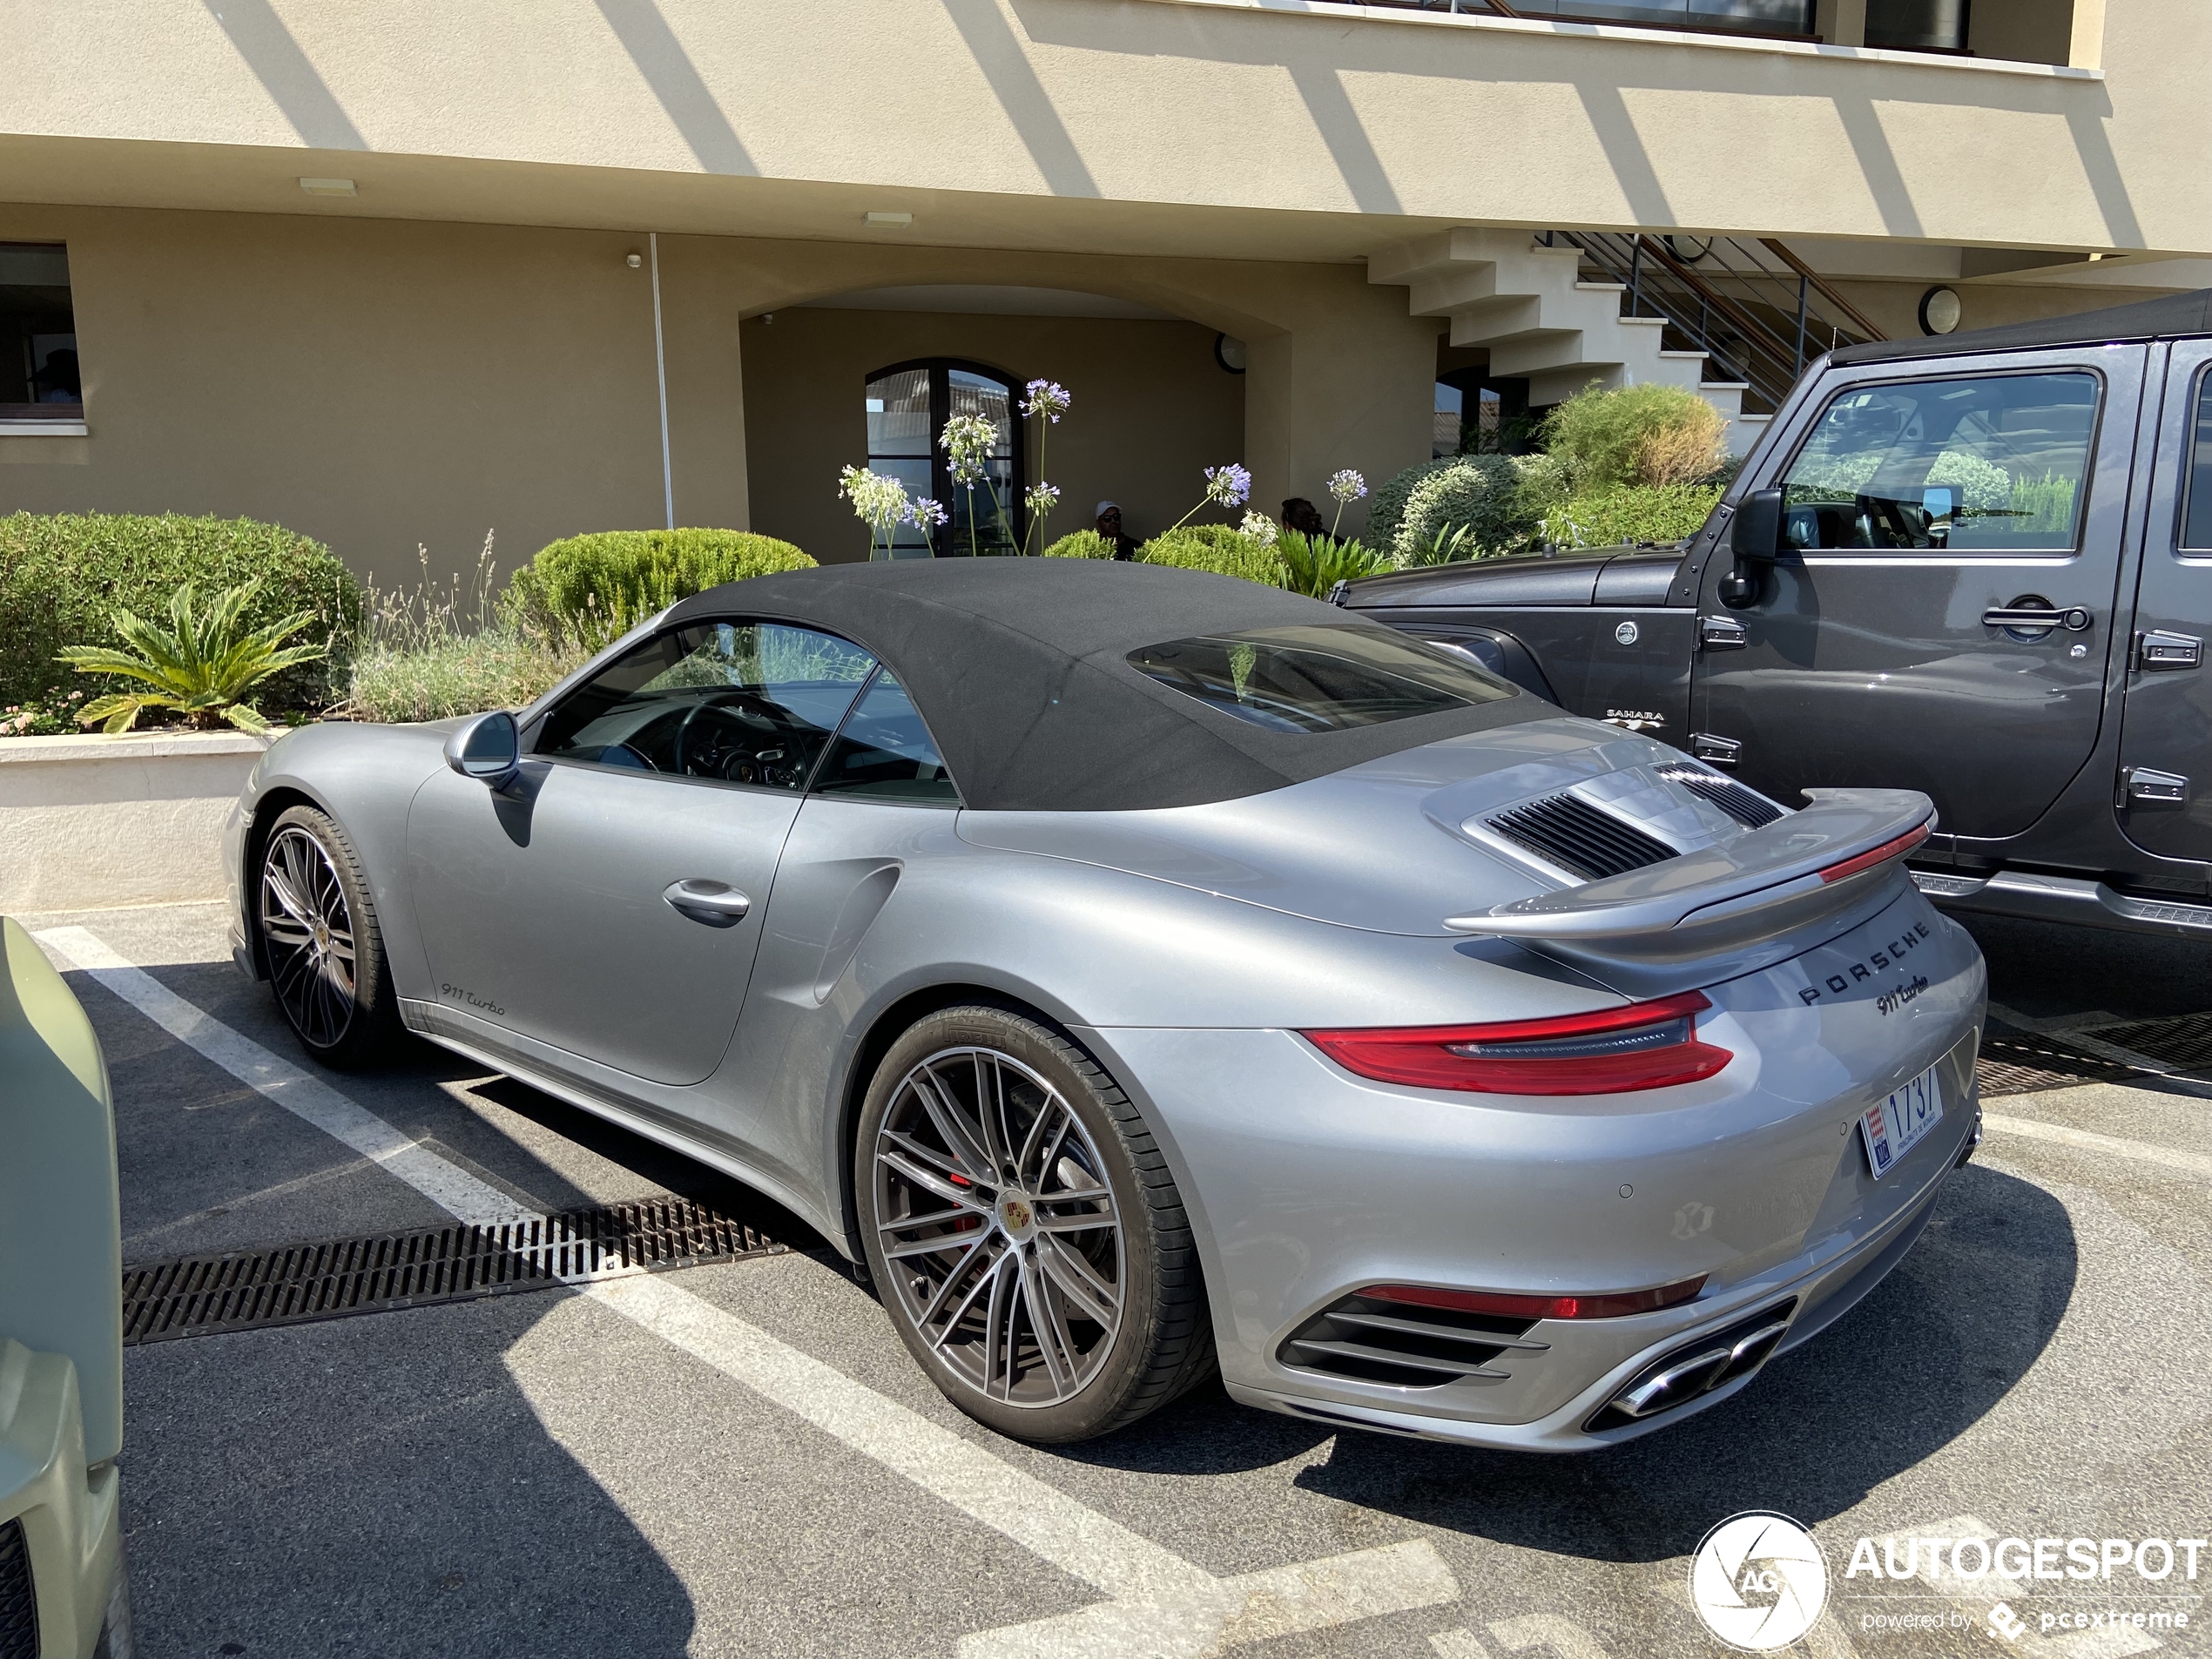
[650,231,674,530]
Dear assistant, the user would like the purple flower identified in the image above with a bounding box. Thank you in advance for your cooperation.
[1021,380,1072,423]
[1204,463,1252,509]
[906,496,948,529]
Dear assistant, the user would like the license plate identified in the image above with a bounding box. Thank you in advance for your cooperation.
[1861,1063,1943,1180]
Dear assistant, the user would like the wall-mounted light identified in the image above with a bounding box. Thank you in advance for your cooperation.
[864,211,914,229]
[1919,286,1963,336]
[627,253,643,268]
[299,177,355,197]
[1214,334,1248,374]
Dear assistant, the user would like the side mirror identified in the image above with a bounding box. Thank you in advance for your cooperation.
[1720,486,1784,608]
[444,710,519,787]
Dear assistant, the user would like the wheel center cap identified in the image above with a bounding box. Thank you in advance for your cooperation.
[998,1196,1034,1237]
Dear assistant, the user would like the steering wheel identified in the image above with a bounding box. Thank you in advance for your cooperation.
[672,692,800,780]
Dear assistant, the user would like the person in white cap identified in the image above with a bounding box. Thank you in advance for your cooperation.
[1094,500,1137,561]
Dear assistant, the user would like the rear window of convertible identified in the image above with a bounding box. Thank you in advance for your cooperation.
[1127,624,1517,733]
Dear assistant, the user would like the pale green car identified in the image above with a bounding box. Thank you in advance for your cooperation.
[0,916,131,1658]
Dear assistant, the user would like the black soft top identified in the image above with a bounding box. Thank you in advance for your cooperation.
[1831,287,2212,367]
[663,559,1546,812]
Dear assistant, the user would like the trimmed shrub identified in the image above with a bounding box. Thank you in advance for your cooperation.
[1136,527,1288,587]
[1541,483,1726,550]
[1541,382,1726,489]
[1043,529,1116,559]
[504,529,813,648]
[1392,455,1541,563]
[0,512,361,712]
[1365,458,1453,554]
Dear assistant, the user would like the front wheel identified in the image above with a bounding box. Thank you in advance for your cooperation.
[256,804,402,1068]
[856,1006,1215,1442]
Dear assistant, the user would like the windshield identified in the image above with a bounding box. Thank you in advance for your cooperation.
[1126,624,1517,734]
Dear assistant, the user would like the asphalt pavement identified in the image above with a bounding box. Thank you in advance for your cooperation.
[21,899,2212,1659]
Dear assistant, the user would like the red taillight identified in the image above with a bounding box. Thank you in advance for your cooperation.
[1363,1276,1707,1321]
[1302,991,1730,1096]
[1819,818,1933,885]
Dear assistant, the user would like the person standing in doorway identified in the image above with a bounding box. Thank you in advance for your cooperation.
[1095,502,1138,561]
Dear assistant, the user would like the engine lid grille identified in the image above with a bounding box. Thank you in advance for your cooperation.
[1278,1291,1547,1390]
[1654,764,1787,829]
[1486,791,1680,881]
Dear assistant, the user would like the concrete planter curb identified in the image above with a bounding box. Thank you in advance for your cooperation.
[0,729,273,912]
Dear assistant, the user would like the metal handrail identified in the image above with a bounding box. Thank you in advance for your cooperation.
[1547,230,1879,412]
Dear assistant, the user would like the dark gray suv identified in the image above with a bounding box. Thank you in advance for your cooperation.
[1344,288,2212,940]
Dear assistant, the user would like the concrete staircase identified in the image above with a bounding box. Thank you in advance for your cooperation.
[1368,229,1772,455]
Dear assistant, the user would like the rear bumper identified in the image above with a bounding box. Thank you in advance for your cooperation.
[1088,888,1985,1453]
[0,1340,122,1659]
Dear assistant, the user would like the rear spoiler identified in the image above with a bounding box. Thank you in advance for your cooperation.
[1447,788,1934,968]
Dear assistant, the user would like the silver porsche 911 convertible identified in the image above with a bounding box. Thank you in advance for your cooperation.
[224,559,1984,1448]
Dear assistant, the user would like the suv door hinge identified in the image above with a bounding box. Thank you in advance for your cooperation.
[1690,733,1743,767]
[1699,616,1749,651]
[2136,630,2203,671]
[2121,765,2189,807]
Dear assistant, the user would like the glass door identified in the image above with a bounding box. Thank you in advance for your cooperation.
[863,360,1025,557]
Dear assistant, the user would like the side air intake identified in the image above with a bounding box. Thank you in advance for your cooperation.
[1655,764,1787,829]
[1278,1291,1548,1389]
[1487,792,1679,881]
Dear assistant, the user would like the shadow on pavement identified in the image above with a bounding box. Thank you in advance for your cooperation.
[1291,1164,2074,1561]
[122,1291,694,1659]
[1959,911,2212,1025]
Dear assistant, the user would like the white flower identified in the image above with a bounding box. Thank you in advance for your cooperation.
[1238,510,1279,548]
[1327,468,1368,504]
[1204,462,1252,509]
[1021,380,1071,423]
[941,414,1000,486]
[838,464,911,533]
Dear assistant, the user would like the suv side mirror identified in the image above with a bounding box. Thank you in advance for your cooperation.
[1721,487,1784,607]
[445,709,520,787]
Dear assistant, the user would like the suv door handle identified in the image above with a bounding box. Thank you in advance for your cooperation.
[2137,630,2203,671]
[2121,766,2188,806]
[662,879,752,927]
[1698,616,1748,650]
[1983,603,2091,634]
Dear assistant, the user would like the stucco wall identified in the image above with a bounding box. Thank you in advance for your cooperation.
[742,308,1244,562]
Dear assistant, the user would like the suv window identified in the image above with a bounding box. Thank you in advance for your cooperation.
[2183,370,2212,551]
[1779,371,2099,553]
[813,671,958,801]
[536,621,876,789]
[1128,623,1515,733]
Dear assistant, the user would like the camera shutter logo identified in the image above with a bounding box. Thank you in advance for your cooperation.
[1689,1512,1829,1651]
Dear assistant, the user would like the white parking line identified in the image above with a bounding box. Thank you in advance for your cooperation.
[39,924,1461,1657]
[1983,1113,2212,1180]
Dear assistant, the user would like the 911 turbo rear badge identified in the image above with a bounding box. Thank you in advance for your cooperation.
[1797,921,1933,1006]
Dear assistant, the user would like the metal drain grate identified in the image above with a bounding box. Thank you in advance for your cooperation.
[2083,1011,2212,1072]
[1975,1025,2134,1097]
[121,1197,786,1345]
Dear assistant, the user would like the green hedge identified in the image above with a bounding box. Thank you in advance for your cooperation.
[1543,483,1726,550]
[1136,526,1288,587]
[1042,529,1116,559]
[0,512,361,711]
[504,529,813,646]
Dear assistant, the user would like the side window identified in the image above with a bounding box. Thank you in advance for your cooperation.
[813,671,959,803]
[1,242,80,418]
[2182,370,2212,551]
[536,621,876,789]
[1777,371,2099,553]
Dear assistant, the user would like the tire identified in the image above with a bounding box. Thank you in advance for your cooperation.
[856,1005,1216,1443]
[255,804,403,1069]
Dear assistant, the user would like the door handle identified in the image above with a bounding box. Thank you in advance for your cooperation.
[2137,631,2203,671]
[1690,733,1743,768]
[662,879,752,927]
[1698,615,1748,651]
[1983,602,2091,635]
[2121,766,2188,806]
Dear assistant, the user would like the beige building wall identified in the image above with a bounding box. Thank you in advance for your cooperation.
[740,307,1244,563]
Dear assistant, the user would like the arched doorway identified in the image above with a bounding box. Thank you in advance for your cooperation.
[864,358,1027,556]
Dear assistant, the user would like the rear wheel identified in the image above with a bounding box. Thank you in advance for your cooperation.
[857,1005,1215,1442]
[256,804,401,1068]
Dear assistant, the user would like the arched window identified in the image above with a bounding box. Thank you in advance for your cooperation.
[864,360,1026,557]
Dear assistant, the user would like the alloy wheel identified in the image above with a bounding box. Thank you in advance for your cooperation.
[872,1046,1126,1408]
[260,825,359,1049]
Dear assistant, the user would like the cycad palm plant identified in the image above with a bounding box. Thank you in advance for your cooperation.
[56,580,326,734]
[1272,529,1393,598]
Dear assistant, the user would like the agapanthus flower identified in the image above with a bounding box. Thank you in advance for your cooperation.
[905,496,948,529]
[941,414,1000,486]
[1238,510,1280,549]
[1021,380,1071,423]
[1326,469,1368,504]
[1204,462,1252,509]
[1025,482,1062,517]
[838,464,911,534]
